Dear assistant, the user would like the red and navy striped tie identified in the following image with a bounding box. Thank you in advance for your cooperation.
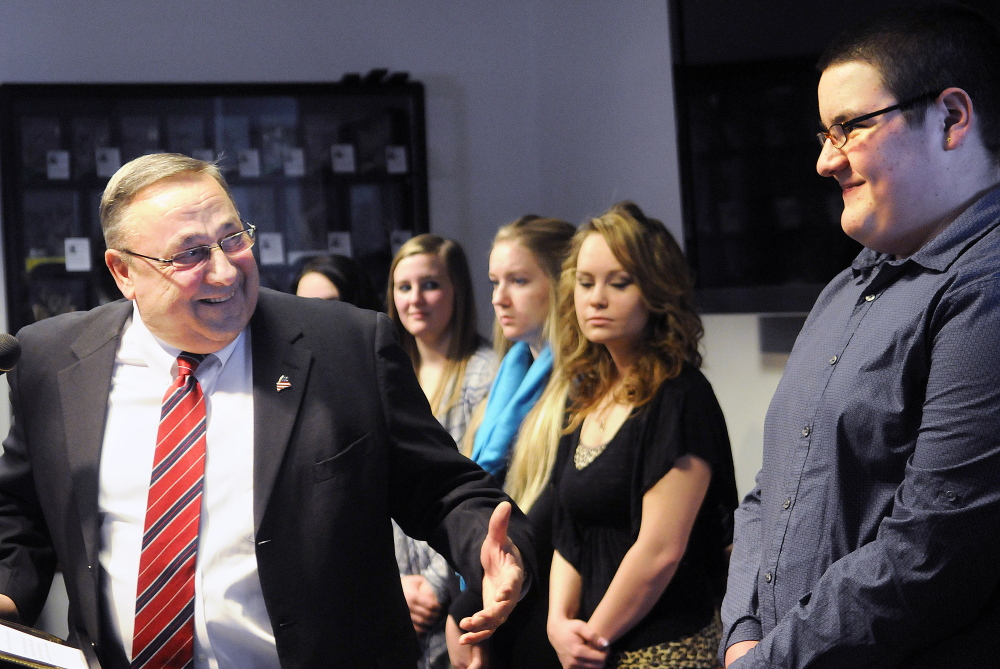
[132,352,207,669]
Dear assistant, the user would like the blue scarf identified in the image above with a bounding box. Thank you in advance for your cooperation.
[471,341,553,478]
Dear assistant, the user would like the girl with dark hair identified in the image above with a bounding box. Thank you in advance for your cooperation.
[293,253,382,310]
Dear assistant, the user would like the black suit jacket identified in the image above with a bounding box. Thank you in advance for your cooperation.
[0,288,533,669]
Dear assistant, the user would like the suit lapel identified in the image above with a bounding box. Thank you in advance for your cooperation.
[250,293,313,530]
[55,294,314,578]
[58,302,131,585]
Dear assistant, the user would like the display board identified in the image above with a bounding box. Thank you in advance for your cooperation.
[0,75,428,330]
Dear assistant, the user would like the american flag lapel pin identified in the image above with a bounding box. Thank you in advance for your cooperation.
[276,375,291,392]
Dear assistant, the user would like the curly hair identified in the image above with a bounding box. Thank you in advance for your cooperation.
[559,201,703,431]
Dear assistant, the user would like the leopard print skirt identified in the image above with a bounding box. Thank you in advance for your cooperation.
[608,617,722,669]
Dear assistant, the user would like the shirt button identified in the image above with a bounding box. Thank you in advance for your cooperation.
[801,426,811,437]
[865,294,876,302]
[829,355,838,365]
[945,490,957,502]
[782,498,792,509]
[764,572,773,583]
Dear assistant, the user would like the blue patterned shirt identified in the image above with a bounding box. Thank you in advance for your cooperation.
[723,185,1000,668]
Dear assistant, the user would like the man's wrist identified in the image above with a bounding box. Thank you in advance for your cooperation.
[725,639,759,667]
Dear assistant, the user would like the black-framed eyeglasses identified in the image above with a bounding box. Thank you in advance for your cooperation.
[122,223,256,270]
[816,91,940,149]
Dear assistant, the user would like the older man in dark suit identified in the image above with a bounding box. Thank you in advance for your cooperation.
[0,153,531,668]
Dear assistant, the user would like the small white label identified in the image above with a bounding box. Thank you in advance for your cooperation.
[64,237,92,272]
[95,147,122,178]
[331,144,356,173]
[283,147,306,177]
[327,231,353,257]
[385,145,408,174]
[257,232,285,266]
[47,150,70,180]
[237,149,261,178]
[390,230,412,255]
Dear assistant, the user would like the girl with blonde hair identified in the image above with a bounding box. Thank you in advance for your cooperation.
[448,215,575,669]
[546,202,738,669]
[387,234,498,669]
[461,216,575,474]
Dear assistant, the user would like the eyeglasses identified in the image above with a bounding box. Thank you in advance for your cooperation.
[816,91,940,148]
[122,223,256,270]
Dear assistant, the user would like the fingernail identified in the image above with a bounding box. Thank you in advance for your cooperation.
[599,637,610,648]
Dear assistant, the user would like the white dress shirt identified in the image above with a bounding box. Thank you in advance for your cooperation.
[98,303,280,668]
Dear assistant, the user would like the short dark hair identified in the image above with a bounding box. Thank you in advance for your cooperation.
[292,254,382,311]
[818,3,1000,162]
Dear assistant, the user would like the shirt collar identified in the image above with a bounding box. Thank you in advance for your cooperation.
[120,301,245,383]
[852,184,1000,277]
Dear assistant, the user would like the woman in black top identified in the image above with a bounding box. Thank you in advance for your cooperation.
[546,202,737,669]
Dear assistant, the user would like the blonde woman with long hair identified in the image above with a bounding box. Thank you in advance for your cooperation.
[462,216,575,477]
[448,215,574,669]
[546,202,737,669]
[388,234,498,669]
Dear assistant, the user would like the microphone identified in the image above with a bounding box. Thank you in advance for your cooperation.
[0,334,20,375]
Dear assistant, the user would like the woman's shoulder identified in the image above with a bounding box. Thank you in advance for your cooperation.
[649,362,719,409]
[460,339,499,396]
[637,363,729,450]
[467,339,500,376]
[627,363,732,495]
[471,338,499,362]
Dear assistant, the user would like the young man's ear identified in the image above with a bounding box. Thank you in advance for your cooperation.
[938,87,975,150]
[105,249,136,300]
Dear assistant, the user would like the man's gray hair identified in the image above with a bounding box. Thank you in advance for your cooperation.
[100,153,237,250]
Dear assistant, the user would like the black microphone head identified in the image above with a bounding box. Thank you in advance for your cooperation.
[0,334,21,374]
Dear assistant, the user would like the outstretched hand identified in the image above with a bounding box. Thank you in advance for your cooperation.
[458,501,525,645]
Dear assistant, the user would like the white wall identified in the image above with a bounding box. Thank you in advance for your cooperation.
[0,1,777,490]
[701,315,786,494]
[1,0,780,634]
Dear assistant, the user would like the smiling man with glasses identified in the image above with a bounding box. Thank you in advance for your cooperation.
[0,153,534,669]
[723,4,1000,668]
[104,167,261,355]
[120,223,256,269]
[815,90,941,149]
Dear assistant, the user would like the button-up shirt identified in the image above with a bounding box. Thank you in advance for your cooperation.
[722,185,1000,668]
[100,304,280,669]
